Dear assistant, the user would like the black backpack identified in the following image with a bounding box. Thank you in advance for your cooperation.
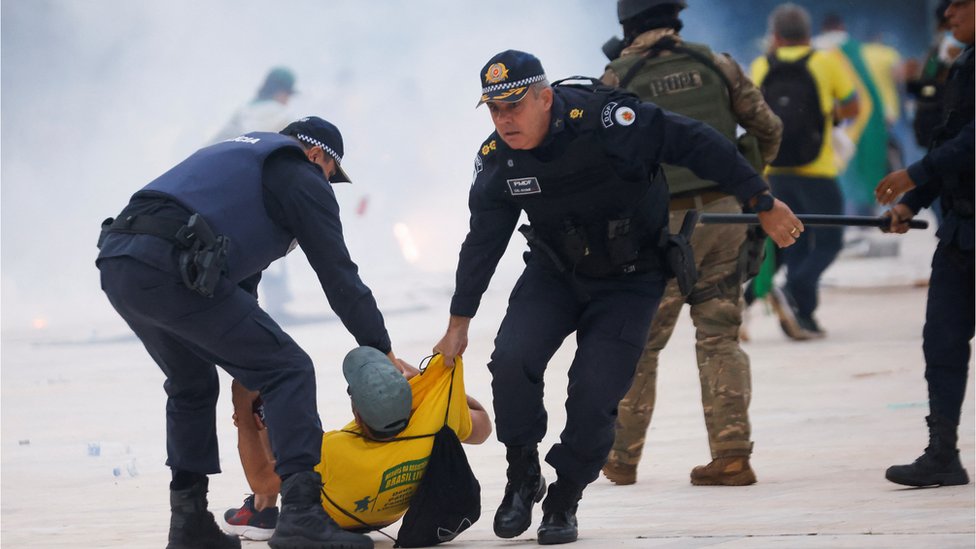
[760,52,825,168]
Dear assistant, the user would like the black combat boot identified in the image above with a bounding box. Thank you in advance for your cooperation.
[268,470,373,549]
[537,478,584,545]
[886,415,970,487]
[167,477,241,549]
[494,445,547,538]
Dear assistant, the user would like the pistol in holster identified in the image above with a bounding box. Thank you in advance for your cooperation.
[738,225,767,282]
[663,210,700,298]
[178,214,230,298]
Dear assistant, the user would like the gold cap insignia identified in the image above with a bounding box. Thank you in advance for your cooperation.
[485,63,510,84]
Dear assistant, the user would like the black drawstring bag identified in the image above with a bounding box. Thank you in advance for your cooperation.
[395,363,481,547]
[323,360,481,548]
[394,423,481,547]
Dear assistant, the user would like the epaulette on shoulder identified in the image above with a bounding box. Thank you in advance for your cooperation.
[478,135,501,158]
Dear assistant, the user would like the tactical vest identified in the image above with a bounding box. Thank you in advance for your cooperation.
[140,133,304,282]
[490,86,668,277]
[608,40,738,195]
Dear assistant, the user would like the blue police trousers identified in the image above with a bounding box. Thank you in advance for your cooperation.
[488,261,665,486]
[923,242,975,425]
[99,256,322,476]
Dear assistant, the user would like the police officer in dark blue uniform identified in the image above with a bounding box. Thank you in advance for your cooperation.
[433,50,802,545]
[877,0,974,489]
[97,117,387,549]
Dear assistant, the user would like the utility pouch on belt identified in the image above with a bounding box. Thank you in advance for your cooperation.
[559,219,590,265]
[663,210,700,297]
[178,214,230,298]
[607,218,640,266]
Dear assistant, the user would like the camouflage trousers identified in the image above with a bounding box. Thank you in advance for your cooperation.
[609,196,753,466]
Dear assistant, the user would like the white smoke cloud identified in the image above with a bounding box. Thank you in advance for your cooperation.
[1,0,618,335]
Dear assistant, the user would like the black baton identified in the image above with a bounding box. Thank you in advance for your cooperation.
[699,213,929,230]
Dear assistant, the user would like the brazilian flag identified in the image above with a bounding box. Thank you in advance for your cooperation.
[839,39,888,215]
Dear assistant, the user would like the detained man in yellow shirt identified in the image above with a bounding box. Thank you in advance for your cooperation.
[749,3,860,337]
[219,347,492,542]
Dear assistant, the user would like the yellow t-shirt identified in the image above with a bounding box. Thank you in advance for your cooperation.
[750,46,857,178]
[862,42,902,124]
[314,355,473,529]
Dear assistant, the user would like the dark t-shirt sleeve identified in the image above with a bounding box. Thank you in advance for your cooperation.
[261,151,391,353]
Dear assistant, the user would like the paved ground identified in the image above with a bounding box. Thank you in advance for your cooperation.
[3,227,974,548]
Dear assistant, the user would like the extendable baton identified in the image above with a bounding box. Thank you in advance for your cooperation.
[699,213,929,230]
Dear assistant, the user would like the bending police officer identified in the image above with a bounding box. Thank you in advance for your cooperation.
[433,50,802,545]
[97,117,392,549]
[877,0,974,489]
[600,0,784,487]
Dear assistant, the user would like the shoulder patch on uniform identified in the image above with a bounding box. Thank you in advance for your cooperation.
[614,105,636,126]
[601,101,618,128]
[472,154,483,185]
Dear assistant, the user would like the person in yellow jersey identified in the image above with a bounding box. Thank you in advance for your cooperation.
[748,3,860,338]
[220,347,492,542]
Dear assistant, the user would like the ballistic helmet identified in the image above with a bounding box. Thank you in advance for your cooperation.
[617,0,687,23]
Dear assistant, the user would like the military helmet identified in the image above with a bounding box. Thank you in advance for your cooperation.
[617,0,687,23]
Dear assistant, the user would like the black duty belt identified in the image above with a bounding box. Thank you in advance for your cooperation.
[98,214,198,249]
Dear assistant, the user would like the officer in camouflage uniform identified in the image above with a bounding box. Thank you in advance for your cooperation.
[600,0,784,487]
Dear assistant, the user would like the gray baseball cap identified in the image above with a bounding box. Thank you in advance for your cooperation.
[342,347,412,438]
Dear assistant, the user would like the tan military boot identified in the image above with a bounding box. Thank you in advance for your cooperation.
[690,457,757,486]
[602,460,637,486]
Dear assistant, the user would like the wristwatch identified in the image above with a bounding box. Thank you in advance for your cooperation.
[750,192,775,213]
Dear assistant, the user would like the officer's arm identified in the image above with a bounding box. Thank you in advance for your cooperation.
[448,172,521,319]
[435,163,519,365]
[908,119,976,189]
[262,153,392,354]
[619,99,769,202]
[605,100,802,246]
[898,183,942,215]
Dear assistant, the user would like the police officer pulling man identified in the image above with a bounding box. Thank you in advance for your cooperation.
[877,0,974,489]
[433,50,802,545]
[97,117,394,549]
[600,0,784,487]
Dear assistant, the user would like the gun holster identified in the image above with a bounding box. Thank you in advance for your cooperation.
[177,214,230,298]
[739,225,767,281]
[663,211,700,298]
